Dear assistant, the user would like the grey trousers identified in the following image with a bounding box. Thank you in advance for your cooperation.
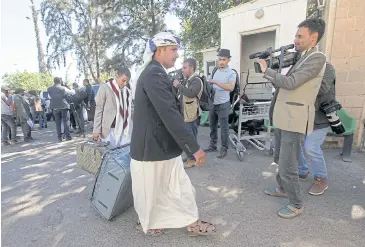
[274,128,304,208]
[21,121,32,140]
[1,114,16,142]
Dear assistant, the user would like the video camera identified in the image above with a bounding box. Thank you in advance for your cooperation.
[168,68,184,84]
[249,44,300,73]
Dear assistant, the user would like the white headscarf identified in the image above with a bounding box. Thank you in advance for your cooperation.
[130,32,181,99]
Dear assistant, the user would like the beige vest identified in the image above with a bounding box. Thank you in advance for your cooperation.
[34,98,43,112]
[183,77,203,122]
[273,52,326,135]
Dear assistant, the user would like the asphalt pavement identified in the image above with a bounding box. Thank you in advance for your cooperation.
[1,122,365,247]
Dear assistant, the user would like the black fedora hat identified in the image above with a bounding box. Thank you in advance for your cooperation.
[217,48,231,58]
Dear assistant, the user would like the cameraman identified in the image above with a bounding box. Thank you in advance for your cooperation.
[298,62,335,195]
[258,19,327,218]
[173,58,203,169]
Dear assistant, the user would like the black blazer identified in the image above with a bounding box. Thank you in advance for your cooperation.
[47,84,70,110]
[131,60,200,162]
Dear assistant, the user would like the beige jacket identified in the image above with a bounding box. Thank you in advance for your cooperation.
[264,47,326,135]
[93,84,117,139]
[182,76,203,122]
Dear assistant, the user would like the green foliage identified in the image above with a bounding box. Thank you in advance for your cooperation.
[307,0,321,19]
[1,72,54,92]
[173,0,249,71]
[173,1,249,53]
[41,0,172,82]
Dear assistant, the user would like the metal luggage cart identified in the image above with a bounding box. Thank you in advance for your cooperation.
[229,99,273,161]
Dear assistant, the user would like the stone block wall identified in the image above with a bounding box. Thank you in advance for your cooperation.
[328,0,365,147]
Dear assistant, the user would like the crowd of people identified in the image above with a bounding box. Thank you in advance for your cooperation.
[1,77,96,144]
[2,17,340,236]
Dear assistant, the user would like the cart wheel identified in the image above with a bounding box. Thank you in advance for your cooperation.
[268,148,274,156]
[236,150,245,161]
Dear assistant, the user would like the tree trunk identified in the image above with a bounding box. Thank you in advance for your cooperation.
[150,0,157,36]
[94,16,100,83]
[30,0,47,73]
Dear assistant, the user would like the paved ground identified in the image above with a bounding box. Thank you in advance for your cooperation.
[1,122,365,247]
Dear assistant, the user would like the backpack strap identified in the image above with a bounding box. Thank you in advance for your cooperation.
[211,67,218,79]
[194,76,204,100]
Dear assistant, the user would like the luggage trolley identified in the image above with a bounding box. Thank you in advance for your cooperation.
[229,70,274,161]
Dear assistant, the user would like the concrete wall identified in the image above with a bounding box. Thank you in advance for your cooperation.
[241,31,276,73]
[326,0,365,147]
[219,0,307,77]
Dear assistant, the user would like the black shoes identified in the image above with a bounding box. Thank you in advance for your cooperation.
[299,173,309,180]
[204,146,217,152]
[217,149,227,159]
[204,145,228,159]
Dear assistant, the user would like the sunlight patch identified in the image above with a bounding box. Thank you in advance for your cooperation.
[351,205,365,220]
[261,171,274,178]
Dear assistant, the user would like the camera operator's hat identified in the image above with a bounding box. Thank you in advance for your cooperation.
[217,49,231,58]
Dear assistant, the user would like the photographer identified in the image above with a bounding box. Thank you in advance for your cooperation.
[173,58,203,168]
[298,62,336,196]
[258,19,327,219]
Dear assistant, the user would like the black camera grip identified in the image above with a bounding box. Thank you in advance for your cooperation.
[254,61,262,73]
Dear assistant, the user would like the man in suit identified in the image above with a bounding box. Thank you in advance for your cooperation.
[83,79,96,123]
[298,62,336,195]
[48,77,73,142]
[130,32,216,236]
[92,67,132,147]
[258,19,327,218]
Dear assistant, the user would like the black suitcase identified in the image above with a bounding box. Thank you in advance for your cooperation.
[91,144,133,221]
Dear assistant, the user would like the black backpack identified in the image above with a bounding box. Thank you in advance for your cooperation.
[211,67,240,105]
[195,75,215,111]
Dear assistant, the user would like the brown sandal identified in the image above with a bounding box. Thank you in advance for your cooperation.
[187,220,217,236]
[136,222,164,236]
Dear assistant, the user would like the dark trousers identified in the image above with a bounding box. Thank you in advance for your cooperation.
[87,102,96,121]
[70,110,76,129]
[185,119,199,159]
[275,129,303,208]
[1,114,16,142]
[209,102,230,150]
[54,109,71,139]
[71,105,85,133]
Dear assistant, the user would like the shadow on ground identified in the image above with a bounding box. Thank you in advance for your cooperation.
[1,124,365,247]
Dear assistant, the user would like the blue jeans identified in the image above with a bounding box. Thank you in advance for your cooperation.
[299,127,329,179]
[35,111,47,128]
[185,119,198,159]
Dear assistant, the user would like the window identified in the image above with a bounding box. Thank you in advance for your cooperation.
[206,61,216,78]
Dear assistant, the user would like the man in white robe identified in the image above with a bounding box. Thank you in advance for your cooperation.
[92,68,132,148]
[130,32,216,236]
